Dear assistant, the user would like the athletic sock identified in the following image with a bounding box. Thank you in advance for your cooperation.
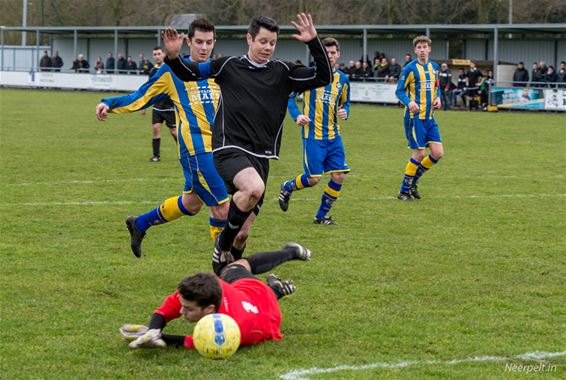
[283,174,311,193]
[315,179,342,220]
[400,157,420,193]
[245,247,299,275]
[135,196,193,233]
[152,138,161,157]
[148,313,166,330]
[413,154,438,185]
[209,217,226,241]
[230,243,246,261]
[218,199,252,252]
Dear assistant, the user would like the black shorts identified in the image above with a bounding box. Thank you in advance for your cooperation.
[152,110,176,128]
[214,148,269,215]
[220,263,256,283]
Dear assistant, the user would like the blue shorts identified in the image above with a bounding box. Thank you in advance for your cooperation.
[302,136,350,177]
[404,116,442,149]
[180,153,229,207]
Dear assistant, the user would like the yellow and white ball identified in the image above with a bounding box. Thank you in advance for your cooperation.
[193,313,241,359]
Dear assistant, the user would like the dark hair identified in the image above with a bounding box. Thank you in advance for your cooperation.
[153,46,163,52]
[178,273,222,310]
[248,16,279,39]
[322,37,340,51]
[188,18,216,40]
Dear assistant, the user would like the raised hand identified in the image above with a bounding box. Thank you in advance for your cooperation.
[291,13,317,43]
[162,28,185,59]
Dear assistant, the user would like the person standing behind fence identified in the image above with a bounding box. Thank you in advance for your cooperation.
[106,52,115,73]
[94,56,105,74]
[51,51,63,72]
[39,51,52,72]
[388,57,402,83]
[117,54,127,74]
[512,62,529,87]
[557,62,566,88]
[438,63,452,110]
[71,54,89,73]
[126,56,137,74]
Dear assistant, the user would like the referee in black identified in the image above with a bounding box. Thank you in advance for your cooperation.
[163,13,332,273]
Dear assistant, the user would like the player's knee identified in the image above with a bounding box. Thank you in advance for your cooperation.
[308,176,321,186]
[331,172,346,183]
[182,194,202,214]
[246,184,265,204]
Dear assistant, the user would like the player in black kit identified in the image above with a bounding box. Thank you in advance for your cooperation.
[162,14,331,273]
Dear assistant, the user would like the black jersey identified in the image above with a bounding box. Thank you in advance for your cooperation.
[164,37,331,159]
[148,65,175,111]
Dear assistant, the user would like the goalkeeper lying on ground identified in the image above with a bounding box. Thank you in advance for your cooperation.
[120,243,311,349]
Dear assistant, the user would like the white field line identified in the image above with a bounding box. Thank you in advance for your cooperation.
[2,174,564,187]
[280,350,566,380]
[0,193,565,207]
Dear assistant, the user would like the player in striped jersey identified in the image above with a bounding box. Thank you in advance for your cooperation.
[95,19,231,258]
[395,35,444,201]
[279,37,350,225]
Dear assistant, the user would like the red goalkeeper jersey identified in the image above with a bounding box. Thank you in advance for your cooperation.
[154,278,283,348]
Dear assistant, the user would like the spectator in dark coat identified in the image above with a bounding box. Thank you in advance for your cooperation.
[51,51,63,72]
[403,53,412,67]
[125,56,137,74]
[140,58,154,75]
[350,61,364,82]
[39,51,52,71]
[544,66,557,87]
[374,57,389,80]
[117,54,127,74]
[438,63,453,110]
[71,54,90,73]
[512,62,529,87]
[388,57,402,82]
[361,61,373,80]
[557,61,566,88]
[106,52,115,73]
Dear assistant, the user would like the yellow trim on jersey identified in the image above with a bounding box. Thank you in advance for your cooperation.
[416,64,427,120]
[428,63,437,103]
[303,93,311,137]
[314,88,324,139]
[406,71,416,118]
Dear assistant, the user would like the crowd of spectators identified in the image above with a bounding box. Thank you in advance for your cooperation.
[341,51,407,83]
[513,60,565,88]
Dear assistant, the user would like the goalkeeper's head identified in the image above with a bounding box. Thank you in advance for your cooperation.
[177,273,221,322]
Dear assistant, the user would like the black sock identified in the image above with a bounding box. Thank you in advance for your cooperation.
[148,313,166,330]
[219,199,252,251]
[152,138,161,157]
[231,243,246,261]
[245,247,297,275]
[161,333,185,348]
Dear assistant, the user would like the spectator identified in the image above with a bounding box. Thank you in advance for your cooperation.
[350,61,364,82]
[71,54,90,73]
[452,68,467,108]
[438,63,452,110]
[512,62,529,87]
[345,60,356,77]
[137,53,146,72]
[374,57,389,80]
[531,62,544,87]
[388,57,402,82]
[361,61,373,80]
[557,61,566,88]
[480,69,494,110]
[51,51,63,72]
[106,52,115,73]
[117,53,127,74]
[39,50,52,71]
[545,65,557,87]
[94,56,105,74]
[403,53,412,67]
[140,58,154,75]
[125,56,137,74]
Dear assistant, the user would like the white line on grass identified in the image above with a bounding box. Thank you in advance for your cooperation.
[0,193,564,207]
[280,350,566,380]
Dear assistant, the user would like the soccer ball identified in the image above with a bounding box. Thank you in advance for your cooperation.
[193,313,241,359]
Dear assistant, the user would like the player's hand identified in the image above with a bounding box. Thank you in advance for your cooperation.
[433,97,442,109]
[291,13,317,42]
[95,103,109,121]
[162,28,185,60]
[337,108,348,120]
[296,115,311,126]
[408,101,420,113]
[119,324,149,341]
[128,329,166,349]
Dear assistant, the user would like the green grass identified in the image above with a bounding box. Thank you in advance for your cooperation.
[0,88,565,379]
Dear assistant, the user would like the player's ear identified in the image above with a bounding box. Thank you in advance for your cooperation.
[246,33,253,45]
[203,304,216,315]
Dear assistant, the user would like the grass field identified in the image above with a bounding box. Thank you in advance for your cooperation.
[0,88,564,379]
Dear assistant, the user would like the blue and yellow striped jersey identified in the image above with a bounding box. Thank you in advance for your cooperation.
[396,60,441,120]
[101,63,220,157]
[288,70,350,140]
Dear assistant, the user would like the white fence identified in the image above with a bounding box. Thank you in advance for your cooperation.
[1,70,564,111]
